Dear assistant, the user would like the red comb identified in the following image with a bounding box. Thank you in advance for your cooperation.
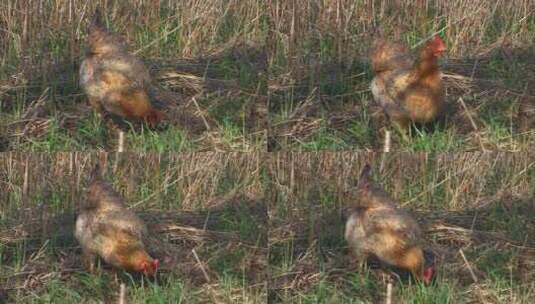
[153,259,160,268]
[432,35,445,48]
[428,35,446,56]
[423,266,435,284]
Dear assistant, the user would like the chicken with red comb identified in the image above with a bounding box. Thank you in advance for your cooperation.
[345,164,435,284]
[75,164,159,276]
[79,9,165,127]
[370,34,447,130]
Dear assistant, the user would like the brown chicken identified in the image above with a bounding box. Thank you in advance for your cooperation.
[79,10,164,127]
[75,165,159,276]
[370,35,446,129]
[345,164,434,284]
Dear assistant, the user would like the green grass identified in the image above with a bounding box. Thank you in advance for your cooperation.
[0,1,267,152]
[267,153,535,303]
[0,153,267,303]
[20,271,193,303]
[268,1,535,152]
[1,153,535,303]
[126,127,195,152]
[269,52,534,151]
[397,281,455,304]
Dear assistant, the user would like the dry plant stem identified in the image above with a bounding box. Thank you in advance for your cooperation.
[383,130,391,153]
[459,249,478,283]
[459,249,491,303]
[385,282,392,304]
[457,97,487,151]
[192,97,211,131]
[118,131,125,152]
[192,249,211,283]
[22,157,29,207]
[119,283,126,304]
[380,131,391,171]
[191,249,222,304]
[112,152,119,175]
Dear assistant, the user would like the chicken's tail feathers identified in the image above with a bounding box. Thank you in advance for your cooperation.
[90,7,105,30]
[354,163,387,209]
[370,26,387,41]
[89,162,104,185]
[358,164,373,187]
[79,162,104,211]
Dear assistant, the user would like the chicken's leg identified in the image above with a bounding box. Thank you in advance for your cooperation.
[392,121,411,143]
[82,251,97,273]
[88,97,104,115]
[350,249,370,272]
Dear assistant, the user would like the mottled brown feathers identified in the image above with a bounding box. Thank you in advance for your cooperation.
[345,164,435,284]
[75,168,159,276]
[80,9,164,127]
[370,35,446,128]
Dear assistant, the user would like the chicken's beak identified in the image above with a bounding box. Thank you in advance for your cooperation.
[434,43,446,57]
[434,48,446,57]
[423,266,435,285]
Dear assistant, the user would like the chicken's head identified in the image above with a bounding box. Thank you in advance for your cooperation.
[423,265,435,284]
[140,258,160,276]
[422,250,436,284]
[429,35,446,57]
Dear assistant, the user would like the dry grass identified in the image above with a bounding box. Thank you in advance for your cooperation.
[0,152,267,303]
[1,152,535,302]
[0,0,268,151]
[267,152,535,303]
[268,0,535,151]
[269,0,534,60]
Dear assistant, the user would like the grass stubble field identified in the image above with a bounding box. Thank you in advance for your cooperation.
[1,0,535,303]
[0,153,267,303]
[268,0,535,151]
[0,1,268,151]
[0,152,534,303]
[267,152,534,303]
[3,1,534,153]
